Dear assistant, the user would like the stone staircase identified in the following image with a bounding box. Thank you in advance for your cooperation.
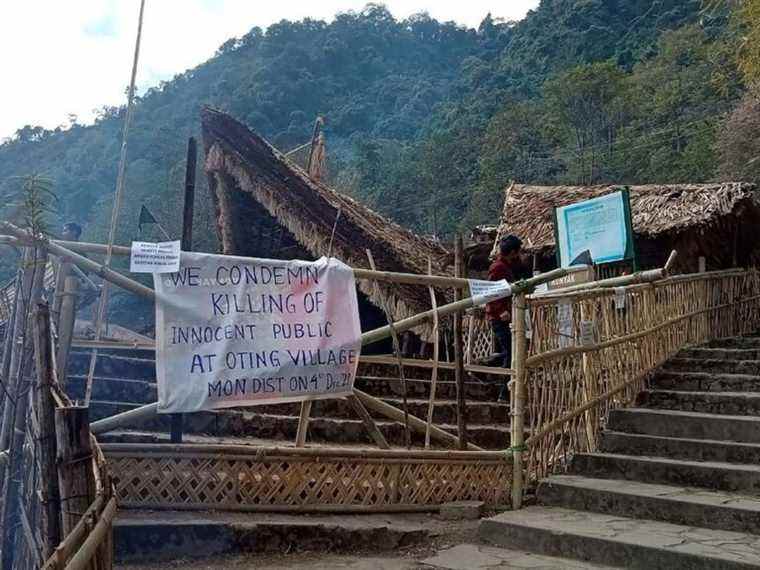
[479,336,760,569]
[67,351,511,449]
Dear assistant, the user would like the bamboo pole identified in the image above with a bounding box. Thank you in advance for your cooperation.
[295,400,312,447]
[63,496,116,570]
[424,259,440,449]
[55,276,78,388]
[366,249,411,449]
[32,304,61,561]
[353,389,482,451]
[510,292,528,510]
[453,235,467,450]
[346,394,390,449]
[51,228,79,329]
[55,406,97,538]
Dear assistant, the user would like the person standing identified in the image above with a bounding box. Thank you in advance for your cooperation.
[486,235,529,402]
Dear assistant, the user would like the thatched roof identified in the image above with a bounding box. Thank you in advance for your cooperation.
[491,182,759,260]
[201,107,450,336]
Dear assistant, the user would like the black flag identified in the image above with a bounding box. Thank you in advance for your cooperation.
[570,249,593,266]
[138,205,158,233]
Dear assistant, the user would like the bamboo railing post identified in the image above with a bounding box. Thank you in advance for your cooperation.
[56,276,79,389]
[510,292,528,510]
[580,301,597,451]
[33,304,61,561]
[453,235,467,450]
[346,395,390,449]
[55,406,96,538]
[51,226,79,329]
[424,258,440,449]
[295,400,313,447]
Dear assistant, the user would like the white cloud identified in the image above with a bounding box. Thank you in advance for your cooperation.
[0,0,538,140]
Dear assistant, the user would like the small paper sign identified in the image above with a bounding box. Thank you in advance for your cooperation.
[130,241,181,274]
[469,279,512,306]
[557,300,574,348]
[614,287,626,310]
[580,319,596,346]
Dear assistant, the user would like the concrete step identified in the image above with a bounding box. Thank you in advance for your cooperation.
[66,375,157,404]
[651,370,760,392]
[355,375,500,401]
[643,389,760,416]
[115,512,434,563]
[664,357,760,376]
[68,351,156,381]
[600,431,760,464]
[478,506,760,569]
[93,405,510,449]
[570,453,760,493]
[421,543,617,569]
[607,407,760,443]
[706,337,760,349]
[538,474,760,534]
[680,347,760,361]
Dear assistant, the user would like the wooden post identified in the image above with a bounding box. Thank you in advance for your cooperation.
[55,406,96,538]
[510,292,528,510]
[454,235,468,450]
[346,395,390,449]
[295,400,313,447]
[56,276,79,389]
[699,256,706,274]
[51,224,80,329]
[171,136,197,445]
[32,304,61,560]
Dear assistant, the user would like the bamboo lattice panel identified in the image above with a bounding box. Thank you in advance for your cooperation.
[104,448,510,511]
[464,314,493,364]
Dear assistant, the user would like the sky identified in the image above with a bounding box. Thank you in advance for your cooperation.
[0,0,538,140]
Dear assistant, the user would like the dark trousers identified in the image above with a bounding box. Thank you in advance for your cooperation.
[491,319,512,401]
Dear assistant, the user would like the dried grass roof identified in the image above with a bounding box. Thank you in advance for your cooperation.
[201,107,450,335]
[492,182,759,257]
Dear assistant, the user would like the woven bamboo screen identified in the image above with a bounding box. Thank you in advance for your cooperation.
[521,269,760,484]
[103,444,510,512]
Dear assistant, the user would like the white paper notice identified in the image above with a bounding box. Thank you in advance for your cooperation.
[580,319,596,346]
[557,300,574,348]
[130,241,181,274]
[153,253,362,413]
[614,287,626,310]
[469,279,512,306]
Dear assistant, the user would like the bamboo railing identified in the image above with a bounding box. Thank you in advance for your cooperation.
[508,268,760,507]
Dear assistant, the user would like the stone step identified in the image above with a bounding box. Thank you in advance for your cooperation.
[607,408,760,443]
[680,347,760,361]
[92,404,510,449]
[478,506,760,569]
[68,351,156,381]
[538,474,760,534]
[643,390,760,416]
[570,453,760,493]
[115,512,433,563]
[706,337,760,350]
[421,543,617,569]
[66,375,157,404]
[651,370,760,392]
[664,357,760,376]
[600,431,760,464]
[355,376,500,401]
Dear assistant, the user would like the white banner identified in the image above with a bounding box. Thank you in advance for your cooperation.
[130,241,181,274]
[154,253,362,413]
[468,279,512,306]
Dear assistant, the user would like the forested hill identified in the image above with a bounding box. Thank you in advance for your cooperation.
[0,0,756,260]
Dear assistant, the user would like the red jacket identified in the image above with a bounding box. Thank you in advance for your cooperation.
[485,256,528,321]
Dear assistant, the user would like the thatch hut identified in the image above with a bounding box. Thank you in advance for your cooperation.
[482,182,760,274]
[201,107,450,340]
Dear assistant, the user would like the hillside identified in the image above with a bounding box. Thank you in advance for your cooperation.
[0,0,749,270]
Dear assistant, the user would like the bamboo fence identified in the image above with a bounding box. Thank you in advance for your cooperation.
[511,268,760,500]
